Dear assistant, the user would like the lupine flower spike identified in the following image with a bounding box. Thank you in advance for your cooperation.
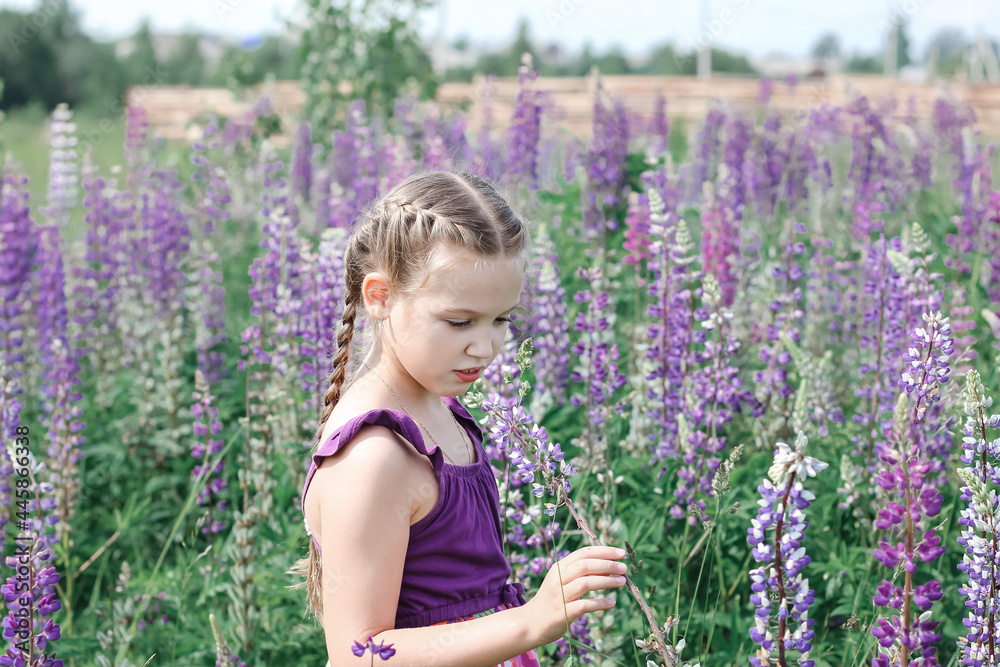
[955,369,1000,666]
[869,311,953,667]
[747,431,826,667]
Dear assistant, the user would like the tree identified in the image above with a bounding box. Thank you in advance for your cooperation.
[299,0,437,141]
[894,19,912,69]
[925,28,970,77]
[595,47,631,75]
[126,20,161,86]
[0,9,63,109]
[811,32,841,59]
[676,47,756,75]
[844,52,881,74]
[164,32,207,86]
[640,42,682,75]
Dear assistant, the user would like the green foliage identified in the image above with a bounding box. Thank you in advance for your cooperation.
[299,0,437,141]
[845,52,882,74]
[163,32,207,86]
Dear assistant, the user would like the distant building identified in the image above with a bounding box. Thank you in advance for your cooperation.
[114,32,233,70]
[750,54,843,78]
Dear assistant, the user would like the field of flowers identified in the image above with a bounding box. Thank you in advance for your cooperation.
[1,59,1000,667]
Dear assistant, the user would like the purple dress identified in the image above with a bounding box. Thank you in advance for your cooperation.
[300,395,528,629]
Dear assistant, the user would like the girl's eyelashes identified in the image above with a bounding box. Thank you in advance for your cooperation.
[447,317,513,328]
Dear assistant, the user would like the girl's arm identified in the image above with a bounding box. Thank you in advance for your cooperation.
[315,426,627,667]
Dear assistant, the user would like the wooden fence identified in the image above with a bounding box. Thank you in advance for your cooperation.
[125,73,1000,143]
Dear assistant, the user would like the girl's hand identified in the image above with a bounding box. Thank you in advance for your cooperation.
[522,545,629,645]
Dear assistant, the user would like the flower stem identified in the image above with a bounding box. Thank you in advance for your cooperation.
[562,493,672,666]
[772,470,798,667]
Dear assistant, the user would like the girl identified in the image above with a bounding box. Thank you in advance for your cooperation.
[290,171,628,667]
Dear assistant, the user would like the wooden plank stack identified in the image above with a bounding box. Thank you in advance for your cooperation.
[126,73,1000,143]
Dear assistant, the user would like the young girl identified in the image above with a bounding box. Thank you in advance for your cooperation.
[290,171,629,667]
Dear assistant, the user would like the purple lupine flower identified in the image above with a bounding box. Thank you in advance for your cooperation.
[210,613,246,667]
[699,183,740,306]
[524,223,571,418]
[643,191,698,464]
[0,172,37,379]
[0,173,37,555]
[422,116,451,173]
[125,106,150,192]
[720,112,752,213]
[672,273,742,524]
[43,104,77,230]
[649,91,669,156]
[804,105,841,195]
[851,236,909,465]
[869,313,953,667]
[896,311,953,411]
[297,228,349,410]
[693,107,727,189]
[757,77,775,106]
[142,168,192,318]
[570,266,628,463]
[1,448,63,667]
[189,121,232,383]
[554,614,596,663]
[746,111,785,219]
[291,121,313,204]
[352,636,396,660]
[753,223,808,419]
[947,140,996,277]
[73,163,122,366]
[747,432,826,667]
[191,369,227,535]
[36,223,85,548]
[506,52,542,192]
[467,377,578,516]
[477,334,524,403]
[955,369,1000,667]
[582,83,630,243]
[623,189,652,267]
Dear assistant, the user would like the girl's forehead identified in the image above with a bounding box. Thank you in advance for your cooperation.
[419,256,524,308]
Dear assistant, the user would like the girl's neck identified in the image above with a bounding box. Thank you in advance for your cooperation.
[355,353,446,416]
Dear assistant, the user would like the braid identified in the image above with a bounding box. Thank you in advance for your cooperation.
[322,288,359,426]
[287,254,362,626]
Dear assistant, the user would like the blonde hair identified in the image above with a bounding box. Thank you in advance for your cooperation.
[287,170,531,624]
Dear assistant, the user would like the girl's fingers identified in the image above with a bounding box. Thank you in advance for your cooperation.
[565,595,617,619]
[563,545,628,564]
[563,558,628,581]
[563,575,627,602]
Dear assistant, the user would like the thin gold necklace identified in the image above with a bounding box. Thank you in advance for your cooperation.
[361,361,474,465]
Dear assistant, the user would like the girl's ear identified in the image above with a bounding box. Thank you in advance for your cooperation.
[362,272,391,319]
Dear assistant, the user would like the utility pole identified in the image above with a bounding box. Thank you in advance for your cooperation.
[697,0,712,80]
[884,21,898,77]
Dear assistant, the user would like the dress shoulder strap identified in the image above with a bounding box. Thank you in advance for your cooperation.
[313,406,445,472]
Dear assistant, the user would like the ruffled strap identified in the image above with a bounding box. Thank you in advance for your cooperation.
[300,407,446,523]
[314,407,444,470]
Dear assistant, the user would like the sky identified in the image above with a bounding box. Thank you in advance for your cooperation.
[3,0,998,59]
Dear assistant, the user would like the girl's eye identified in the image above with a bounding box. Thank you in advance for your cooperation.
[448,317,512,328]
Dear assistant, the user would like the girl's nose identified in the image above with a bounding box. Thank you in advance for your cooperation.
[467,331,494,358]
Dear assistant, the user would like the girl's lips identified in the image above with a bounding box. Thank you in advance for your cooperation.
[455,369,481,381]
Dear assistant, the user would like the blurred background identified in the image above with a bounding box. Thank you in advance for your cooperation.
[0,0,997,116]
